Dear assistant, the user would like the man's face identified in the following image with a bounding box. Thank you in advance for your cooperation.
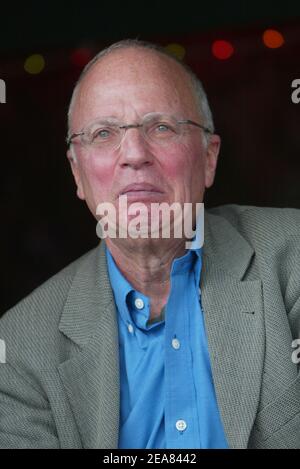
[68,48,220,231]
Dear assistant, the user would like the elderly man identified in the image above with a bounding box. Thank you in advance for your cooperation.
[0,39,299,449]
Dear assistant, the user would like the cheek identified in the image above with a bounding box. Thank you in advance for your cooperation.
[80,157,115,201]
[161,142,204,184]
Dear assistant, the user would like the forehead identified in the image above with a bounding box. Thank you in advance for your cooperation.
[71,48,199,128]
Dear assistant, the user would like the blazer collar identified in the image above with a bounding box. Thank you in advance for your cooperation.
[58,242,114,346]
[203,210,255,280]
[58,210,255,346]
[58,241,120,448]
[201,210,265,448]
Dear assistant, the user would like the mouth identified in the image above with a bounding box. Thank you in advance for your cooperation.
[119,183,164,199]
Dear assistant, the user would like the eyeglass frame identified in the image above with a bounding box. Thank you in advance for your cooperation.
[66,113,213,149]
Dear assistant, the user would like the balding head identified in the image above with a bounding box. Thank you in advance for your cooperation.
[67,39,214,140]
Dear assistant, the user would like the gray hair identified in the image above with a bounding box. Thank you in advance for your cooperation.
[67,39,215,151]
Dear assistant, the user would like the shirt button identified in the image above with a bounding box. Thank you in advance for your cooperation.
[127,324,134,334]
[172,338,181,350]
[176,420,187,432]
[134,298,144,310]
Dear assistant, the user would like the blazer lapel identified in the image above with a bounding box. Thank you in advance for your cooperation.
[202,212,265,448]
[57,241,120,449]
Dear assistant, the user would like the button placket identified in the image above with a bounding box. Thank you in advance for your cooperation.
[175,419,187,432]
[171,338,181,350]
[134,298,144,310]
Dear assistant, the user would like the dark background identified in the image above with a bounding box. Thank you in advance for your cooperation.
[1,1,300,314]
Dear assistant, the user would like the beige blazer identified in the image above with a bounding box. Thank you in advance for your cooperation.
[0,205,299,448]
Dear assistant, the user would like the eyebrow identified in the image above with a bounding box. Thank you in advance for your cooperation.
[86,111,163,124]
[90,116,122,122]
[85,116,126,127]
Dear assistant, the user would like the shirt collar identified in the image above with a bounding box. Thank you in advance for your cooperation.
[105,245,136,326]
[105,211,203,330]
[186,204,204,254]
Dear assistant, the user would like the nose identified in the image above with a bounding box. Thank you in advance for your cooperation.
[117,127,154,169]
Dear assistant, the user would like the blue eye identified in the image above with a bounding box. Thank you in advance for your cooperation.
[97,129,111,139]
[157,124,170,132]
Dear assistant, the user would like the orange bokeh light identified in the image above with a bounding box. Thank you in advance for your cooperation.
[263,29,284,49]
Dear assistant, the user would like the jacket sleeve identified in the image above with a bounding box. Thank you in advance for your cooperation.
[0,362,60,448]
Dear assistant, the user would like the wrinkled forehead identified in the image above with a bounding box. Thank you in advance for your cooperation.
[70,48,200,129]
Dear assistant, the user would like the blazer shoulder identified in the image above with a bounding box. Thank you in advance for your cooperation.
[208,204,300,242]
[207,205,300,292]
[0,246,99,365]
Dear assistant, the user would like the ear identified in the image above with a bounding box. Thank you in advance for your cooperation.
[66,149,85,200]
[204,134,221,189]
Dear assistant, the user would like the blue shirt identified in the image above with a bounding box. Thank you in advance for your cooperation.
[106,242,228,449]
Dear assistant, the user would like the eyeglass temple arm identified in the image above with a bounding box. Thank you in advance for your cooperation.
[178,120,213,134]
[66,132,85,146]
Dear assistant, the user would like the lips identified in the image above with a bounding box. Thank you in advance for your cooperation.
[119,183,164,196]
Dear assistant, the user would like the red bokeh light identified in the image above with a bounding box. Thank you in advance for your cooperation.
[211,40,234,60]
[70,48,93,67]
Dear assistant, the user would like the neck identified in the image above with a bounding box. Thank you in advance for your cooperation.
[105,237,187,319]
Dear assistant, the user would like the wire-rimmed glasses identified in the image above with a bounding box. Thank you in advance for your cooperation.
[67,113,212,151]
